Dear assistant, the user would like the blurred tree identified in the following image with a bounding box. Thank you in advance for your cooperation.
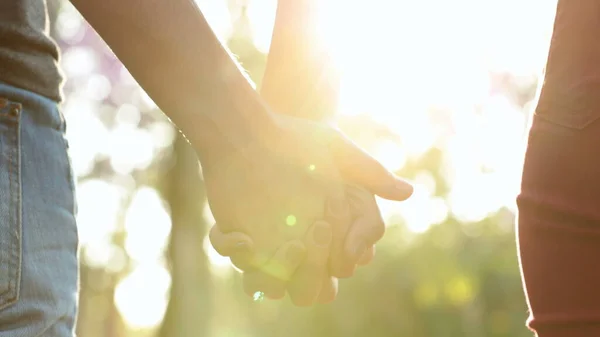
[158,134,212,337]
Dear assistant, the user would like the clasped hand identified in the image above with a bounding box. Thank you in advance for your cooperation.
[202,115,412,306]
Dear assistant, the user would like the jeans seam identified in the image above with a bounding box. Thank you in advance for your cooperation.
[15,102,22,311]
[0,102,22,311]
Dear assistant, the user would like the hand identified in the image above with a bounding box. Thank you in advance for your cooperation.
[202,114,410,260]
[325,184,383,278]
[202,115,411,304]
[209,220,337,304]
[209,184,388,306]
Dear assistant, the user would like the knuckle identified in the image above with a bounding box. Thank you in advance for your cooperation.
[331,262,355,278]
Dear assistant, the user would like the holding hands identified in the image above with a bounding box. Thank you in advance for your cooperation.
[203,0,413,307]
[203,115,412,306]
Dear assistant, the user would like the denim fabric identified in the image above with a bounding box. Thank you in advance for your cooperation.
[0,82,78,336]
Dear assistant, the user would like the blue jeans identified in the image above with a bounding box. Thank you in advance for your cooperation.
[0,82,78,336]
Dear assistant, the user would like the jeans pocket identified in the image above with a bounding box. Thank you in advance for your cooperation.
[0,97,22,310]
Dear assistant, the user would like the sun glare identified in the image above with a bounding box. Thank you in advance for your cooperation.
[61,0,559,331]
[304,0,554,227]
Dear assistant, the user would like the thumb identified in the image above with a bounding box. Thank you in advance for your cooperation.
[344,214,385,264]
[330,134,413,201]
[208,224,254,257]
[343,191,385,263]
[210,224,275,271]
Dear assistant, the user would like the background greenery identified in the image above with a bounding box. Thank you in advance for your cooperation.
[46,0,556,336]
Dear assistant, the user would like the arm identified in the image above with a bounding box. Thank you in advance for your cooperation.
[261,0,339,122]
[519,1,600,335]
[261,0,382,299]
[259,0,340,305]
[69,0,278,161]
[264,0,382,266]
[70,0,411,202]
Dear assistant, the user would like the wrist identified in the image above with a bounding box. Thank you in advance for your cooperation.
[188,101,284,168]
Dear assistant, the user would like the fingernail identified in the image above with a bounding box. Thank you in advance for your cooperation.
[286,244,305,265]
[314,222,332,246]
[235,241,250,252]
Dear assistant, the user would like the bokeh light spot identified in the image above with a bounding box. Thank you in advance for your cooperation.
[253,291,265,302]
[285,215,297,226]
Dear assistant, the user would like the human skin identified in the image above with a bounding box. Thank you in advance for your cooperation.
[210,0,386,306]
[69,0,412,305]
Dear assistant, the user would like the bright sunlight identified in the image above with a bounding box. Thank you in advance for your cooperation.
[58,0,559,334]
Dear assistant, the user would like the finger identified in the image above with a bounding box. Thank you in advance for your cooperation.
[324,197,356,278]
[208,224,253,257]
[287,221,332,307]
[316,276,338,304]
[209,224,259,272]
[344,194,385,264]
[346,186,377,267]
[357,246,375,266]
[330,135,413,201]
[243,240,306,300]
[344,214,385,266]
[230,248,271,272]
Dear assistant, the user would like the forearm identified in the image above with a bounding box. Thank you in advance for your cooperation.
[261,0,340,122]
[69,0,279,161]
